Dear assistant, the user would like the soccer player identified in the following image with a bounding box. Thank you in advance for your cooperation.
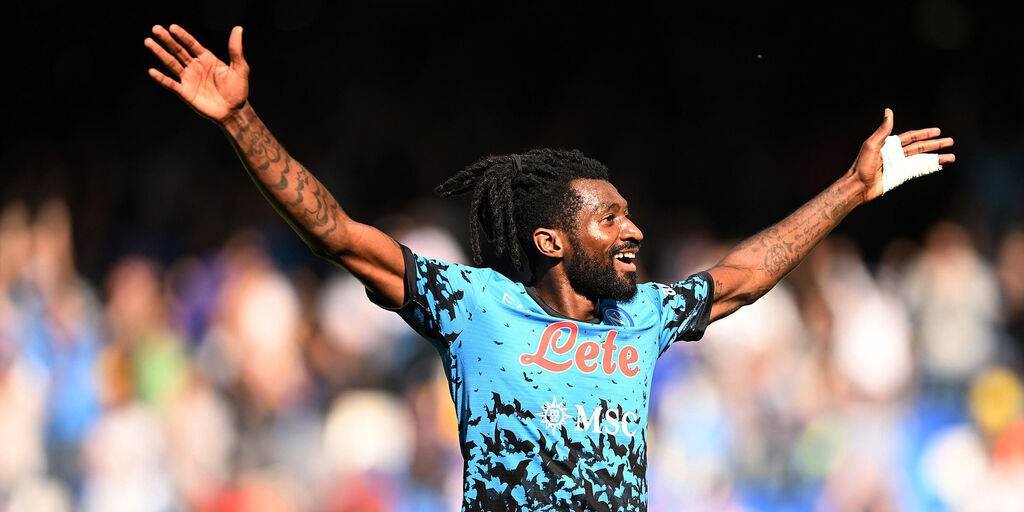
[145,25,955,511]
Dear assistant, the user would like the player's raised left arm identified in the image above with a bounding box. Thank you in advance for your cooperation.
[705,109,955,322]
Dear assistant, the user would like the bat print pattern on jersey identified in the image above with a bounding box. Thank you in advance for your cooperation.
[370,245,713,511]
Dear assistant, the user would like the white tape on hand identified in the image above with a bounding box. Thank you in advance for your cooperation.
[880,135,942,194]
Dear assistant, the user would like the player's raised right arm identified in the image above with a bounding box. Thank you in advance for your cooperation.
[144,24,406,306]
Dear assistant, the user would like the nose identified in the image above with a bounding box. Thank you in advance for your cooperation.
[622,217,644,243]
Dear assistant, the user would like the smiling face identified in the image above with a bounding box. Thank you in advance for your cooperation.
[561,178,644,301]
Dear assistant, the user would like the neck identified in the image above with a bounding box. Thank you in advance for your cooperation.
[529,267,599,321]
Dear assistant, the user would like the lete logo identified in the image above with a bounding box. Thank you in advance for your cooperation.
[520,321,640,377]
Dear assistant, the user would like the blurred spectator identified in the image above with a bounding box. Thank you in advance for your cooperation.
[165,374,236,508]
[104,256,189,409]
[17,199,104,495]
[816,238,913,401]
[194,233,323,508]
[0,203,47,493]
[919,424,990,510]
[902,222,1001,385]
[321,390,414,511]
[996,229,1024,347]
[80,344,172,512]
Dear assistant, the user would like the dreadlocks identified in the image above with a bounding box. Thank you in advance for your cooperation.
[435,148,610,272]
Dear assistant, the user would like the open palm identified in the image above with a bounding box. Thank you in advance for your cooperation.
[852,108,956,202]
[145,25,249,123]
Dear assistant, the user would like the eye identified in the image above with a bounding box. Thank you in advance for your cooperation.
[602,215,615,223]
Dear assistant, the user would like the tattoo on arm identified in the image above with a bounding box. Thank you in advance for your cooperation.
[714,275,725,293]
[224,107,345,247]
[720,176,859,300]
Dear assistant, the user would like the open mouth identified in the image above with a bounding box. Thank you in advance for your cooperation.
[613,250,638,270]
[613,251,637,264]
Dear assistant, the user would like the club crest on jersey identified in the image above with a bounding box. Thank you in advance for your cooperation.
[602,307,633,327]
[519,321,640,377]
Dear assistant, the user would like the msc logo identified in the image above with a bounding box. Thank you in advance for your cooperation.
[539,396,638,437]
[540,397,569,432]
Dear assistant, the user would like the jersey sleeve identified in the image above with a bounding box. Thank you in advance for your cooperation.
[366,244,479,350]
[652,271,715,355]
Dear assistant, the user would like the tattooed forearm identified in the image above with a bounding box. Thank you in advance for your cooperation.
[221,103,347,254]
[713,171,865,304]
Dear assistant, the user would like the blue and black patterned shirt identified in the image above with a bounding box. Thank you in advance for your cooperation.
[372,245,714,511]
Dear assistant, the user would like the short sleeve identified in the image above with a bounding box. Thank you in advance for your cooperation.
[367,245,479,349]
[653,271,715,355]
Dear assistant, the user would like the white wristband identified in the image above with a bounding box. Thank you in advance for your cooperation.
[881,135,942,194]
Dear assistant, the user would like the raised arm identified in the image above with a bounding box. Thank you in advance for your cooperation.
[144,24,406,306]
[706,109,955,321]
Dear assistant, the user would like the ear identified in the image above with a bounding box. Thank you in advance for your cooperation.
[532,227,566,259]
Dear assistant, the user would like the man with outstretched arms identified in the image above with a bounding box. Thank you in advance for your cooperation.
[145,25,955,511]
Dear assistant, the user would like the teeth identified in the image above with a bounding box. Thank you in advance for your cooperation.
[614,251,637,260]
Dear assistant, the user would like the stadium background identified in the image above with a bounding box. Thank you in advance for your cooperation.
[2,2,1023,510]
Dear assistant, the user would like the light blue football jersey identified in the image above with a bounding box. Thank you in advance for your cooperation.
[373,245,714,511]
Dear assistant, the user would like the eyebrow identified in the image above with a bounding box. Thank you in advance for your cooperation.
[594,202,627,214]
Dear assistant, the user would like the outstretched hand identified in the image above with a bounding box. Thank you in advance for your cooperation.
[144,25,249,123]
[852,108,956,202]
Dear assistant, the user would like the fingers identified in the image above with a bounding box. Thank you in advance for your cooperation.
[147,68,182,95]
[169,24,208,58]
[151,25,192,67]
[144,37,183,76]
[899,128,941,146]
[861,107,956,169]
[228,26,248,73]
[865,108,894,147]
[904,137,954,156]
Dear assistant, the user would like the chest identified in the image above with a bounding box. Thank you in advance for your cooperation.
[453,313,660,388]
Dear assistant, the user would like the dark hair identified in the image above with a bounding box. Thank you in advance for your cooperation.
[435,148,610,272]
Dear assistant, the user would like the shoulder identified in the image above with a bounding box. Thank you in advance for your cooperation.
[638,281,675,306]
[649,272,713,300]
[408,252,509,296]
[632,273,714,312]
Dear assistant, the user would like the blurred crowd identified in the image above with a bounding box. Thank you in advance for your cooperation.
[1,197,1023,512]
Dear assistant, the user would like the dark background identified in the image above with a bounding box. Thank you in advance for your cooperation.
[5,1,1022,280]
